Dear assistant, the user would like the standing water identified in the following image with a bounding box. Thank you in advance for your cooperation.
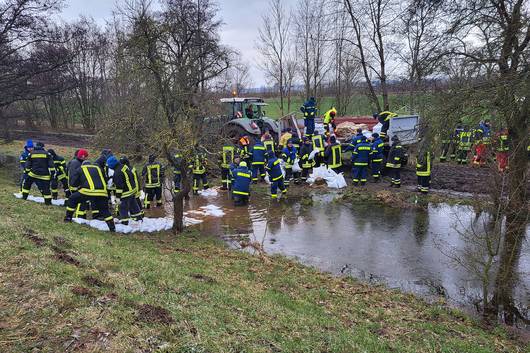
[159,187,530,325]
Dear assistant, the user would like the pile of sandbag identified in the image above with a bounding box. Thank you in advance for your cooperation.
[306,166,347,189]
[335,122,368,140]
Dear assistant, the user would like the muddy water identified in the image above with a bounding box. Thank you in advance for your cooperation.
[156,188,530,321]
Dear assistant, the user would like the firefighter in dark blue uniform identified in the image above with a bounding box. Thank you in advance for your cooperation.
[370,133,384,182]
[300,97,317,137]
[48,149,70,201]
[266,151,287,199]
[64,162,115,232]
[311,132,325,167]
[231,161,252,206]
[351,135,372,186]
[19,140,33,191]
[189,147,209,195]
[324,135,343,173]
[281,139,297,186]
[219,145,235,190]
[299,137,314,181]
[107,156,143,224]
[251,139,266,183]
[386,136,404,187]
[21,142,55,205]
[120,156,143,215]
[142,155,165,208]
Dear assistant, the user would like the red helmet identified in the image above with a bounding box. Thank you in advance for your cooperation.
[77,149,89,160]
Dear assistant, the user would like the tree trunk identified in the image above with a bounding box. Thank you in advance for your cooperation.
[173,168,190,234]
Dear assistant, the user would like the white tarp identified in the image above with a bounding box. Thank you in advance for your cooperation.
[306,166,347,189]
[14,193,65,206]
[13,193,230,233]
[73,216,203,233]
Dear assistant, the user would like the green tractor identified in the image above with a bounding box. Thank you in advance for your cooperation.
[220,97,281,142]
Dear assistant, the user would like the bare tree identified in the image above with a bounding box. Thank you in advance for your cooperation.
[447,0,529,321]
[343,0,381,112]
[257,0,293,115]
[294,0,332,101]
[124,0,231,233]
[398,0,447,113]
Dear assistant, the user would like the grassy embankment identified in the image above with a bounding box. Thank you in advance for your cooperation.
[1,142,528,352]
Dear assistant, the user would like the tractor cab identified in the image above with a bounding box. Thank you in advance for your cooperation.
[220,97,268,120]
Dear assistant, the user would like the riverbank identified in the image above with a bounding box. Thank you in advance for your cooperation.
[1,163,528,352]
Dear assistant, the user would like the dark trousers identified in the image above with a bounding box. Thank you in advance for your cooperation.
[388,168,401,186]
[301,167,312,180]
[66,192,114,231]
[440,143,451,161]
[330,166,342,174]
[456,149,469,164]
[22,176,52,205]
[371,161,382,180]
[417,175,431,193]
[233,195,249,206]
[192,173,209,193]
[251,164,266,182]
[144,186,162,208]
[352,166,368,184]
[174,173,181,192]
[220,168,230,189]
[271,178,286,198]
[119,195,143,223]
[51,177,71,200]
[305,118,315,136]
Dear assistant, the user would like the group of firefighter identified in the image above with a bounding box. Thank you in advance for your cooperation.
[440,119,512,171]
[19,141,168,232]
[17,98,521,232]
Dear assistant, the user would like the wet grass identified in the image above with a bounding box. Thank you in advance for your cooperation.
[0,169,528,352]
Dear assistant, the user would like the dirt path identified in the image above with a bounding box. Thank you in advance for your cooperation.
[9,129,94,147]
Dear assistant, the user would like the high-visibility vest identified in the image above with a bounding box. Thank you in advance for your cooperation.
[459,131,472,149]
[264,139,275,152]
[328,144,342,168]
[146,164,161,187]
[416,152,431,177]
[79,165,108,197]
[221,146,235,168]
[496,135,509,152]
[312,135,324,153]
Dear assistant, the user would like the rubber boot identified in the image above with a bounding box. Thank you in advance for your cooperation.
[44,198,52,206]
[106,220,116,232]
[52,192,58,200]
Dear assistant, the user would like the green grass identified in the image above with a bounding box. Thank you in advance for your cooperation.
[262,94,427,118]
[0,166,527,352]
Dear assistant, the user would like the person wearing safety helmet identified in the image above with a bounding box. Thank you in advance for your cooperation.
[231,161,252,206]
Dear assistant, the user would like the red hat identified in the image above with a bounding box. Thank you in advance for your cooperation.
[77,149,89,160]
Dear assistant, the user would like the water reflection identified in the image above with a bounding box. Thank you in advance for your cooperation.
[154,187,529,327]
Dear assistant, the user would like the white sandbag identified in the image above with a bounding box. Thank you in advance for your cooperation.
[198,188,218,197]
[292,158,302,173]
[308,149,319,160]
[306,166,347,189]
[73,216,202,233]
[14,193,65,206]
[372,122,382,134]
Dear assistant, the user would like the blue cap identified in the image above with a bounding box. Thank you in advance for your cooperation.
[25,139,33,148]
[106,156,119,169]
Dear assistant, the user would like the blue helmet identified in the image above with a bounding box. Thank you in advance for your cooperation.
[106,156,119,169]
[25,139,34,149]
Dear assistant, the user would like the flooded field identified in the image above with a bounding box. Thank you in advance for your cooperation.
[152,186,530,325]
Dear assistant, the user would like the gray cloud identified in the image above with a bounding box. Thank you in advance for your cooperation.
[58,0,299,86]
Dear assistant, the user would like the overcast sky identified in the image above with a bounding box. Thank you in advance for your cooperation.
[58,0,294,86]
